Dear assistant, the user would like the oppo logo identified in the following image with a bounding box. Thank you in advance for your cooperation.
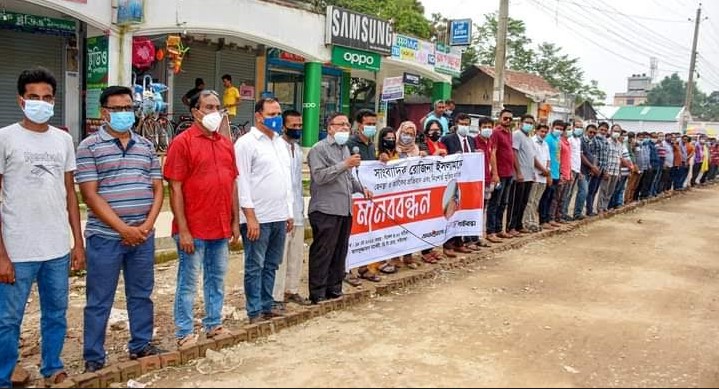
[303,102,317,108]
[344,52,374,66]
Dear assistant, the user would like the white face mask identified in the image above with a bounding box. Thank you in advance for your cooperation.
[22,99,54,124]
[457,125,470,137]
[201,111,222,132]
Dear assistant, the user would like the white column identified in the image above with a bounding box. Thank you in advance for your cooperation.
[107,28,133,86]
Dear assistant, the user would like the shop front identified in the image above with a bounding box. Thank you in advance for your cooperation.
[265,48,342,136]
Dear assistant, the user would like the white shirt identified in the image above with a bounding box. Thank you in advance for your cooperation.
[235,127,293,224]
[0,123,75,262]
[458,134,472,153]
[282,136,304,226]
[569,136,582,173]
[532,135,550,182]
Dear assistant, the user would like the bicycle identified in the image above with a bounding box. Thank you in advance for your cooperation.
[137,111,174,152]
[230,121,250,143]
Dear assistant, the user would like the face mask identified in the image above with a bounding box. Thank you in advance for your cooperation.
[22,99,54,124]
[445,109,453,115]
[612,132,620,140]
[202,111,223,132]
[263,116,283,134]
[536,135,544,144]
[428,132,441,142]
[382,139,396,150]
[399,133,415,145]
[553,129,563,137]
[362,125,377,138]
[597,133,606,140]
[574,128,584,137]
[333,131,349,145]
[286,129,302,140]
[108,111,135,132]
[643,139,651,145]
[481,128,493,138]
[457,125,469,137]
[522,123,533,133]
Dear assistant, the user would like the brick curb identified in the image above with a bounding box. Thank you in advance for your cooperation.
[51,184,716,387]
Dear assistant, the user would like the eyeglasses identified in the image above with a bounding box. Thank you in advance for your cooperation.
[330,122,351,128]
[501,116,512,121]
[103,105,134,112]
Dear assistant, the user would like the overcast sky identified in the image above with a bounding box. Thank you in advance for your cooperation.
[420,0,719,104]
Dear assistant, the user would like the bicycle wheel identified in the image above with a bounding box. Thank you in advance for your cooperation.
[230,124,241,143]
[175,120,193,135]
[157,119,174,151]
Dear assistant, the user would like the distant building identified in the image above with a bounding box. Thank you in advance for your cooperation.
[610,106,685,133]
[613,74,653,106]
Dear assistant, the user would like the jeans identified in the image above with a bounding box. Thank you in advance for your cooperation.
[561,172,579,220]
[650,167,663,196]
[241,221,286,319]
[573,173,589,218]
[586,174,602,215]
[539,180,557,224]
[173,237,229,339]
[84,235,155,365]
[486,177,513,234]
[0,254,69,386]
[609,176,628,209]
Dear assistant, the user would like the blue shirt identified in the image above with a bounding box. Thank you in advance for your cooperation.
[424,113,449,135]
[75,127,162,239]
[545,133,561,179]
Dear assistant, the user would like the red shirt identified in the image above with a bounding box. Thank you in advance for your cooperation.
[490,125,514,178]
[474,136,493,183]
[560,137,572,180]
[164,124,239,240]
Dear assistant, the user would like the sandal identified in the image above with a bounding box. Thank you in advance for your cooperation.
[177,333,198,348]
[358,270,381,282]
[421,253,437,264]
[379,263,397,274]
[206,326,231,339]
[477,240,491,247]
[44,371,68,386]
[343,273,363,287]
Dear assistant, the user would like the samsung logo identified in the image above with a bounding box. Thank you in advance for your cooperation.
[326,6,393,55]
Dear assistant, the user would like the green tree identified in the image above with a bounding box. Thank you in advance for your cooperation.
[645,74,719,120]
[474,13,534,71]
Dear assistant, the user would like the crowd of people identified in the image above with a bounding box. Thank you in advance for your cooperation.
[1,68,717,387]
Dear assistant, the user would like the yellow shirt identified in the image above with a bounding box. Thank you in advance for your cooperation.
[223,86,240,116]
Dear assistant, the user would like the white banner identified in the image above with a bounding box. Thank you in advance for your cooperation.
[381,76,405,101]
[347,153,485,269]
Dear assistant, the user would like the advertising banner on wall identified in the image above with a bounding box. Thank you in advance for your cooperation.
[325,6,393,55]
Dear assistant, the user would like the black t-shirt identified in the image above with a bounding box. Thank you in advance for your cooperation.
[183,87,202,103]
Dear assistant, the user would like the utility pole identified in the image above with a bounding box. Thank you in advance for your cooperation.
[492,0,509,119]
[682,3,703,133]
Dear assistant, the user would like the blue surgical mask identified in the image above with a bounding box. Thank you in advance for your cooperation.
[553,129,563,137]
[574,128,584,137]
[481,128,493,138]
[264,116,283,134]
[362,125,377,138]
[109,111,135,132]
[333,131,349,145]
[22,99,54,124]
[522,123,533,133]
[286,129,302,140]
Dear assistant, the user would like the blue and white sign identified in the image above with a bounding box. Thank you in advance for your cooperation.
[449,19,472,46]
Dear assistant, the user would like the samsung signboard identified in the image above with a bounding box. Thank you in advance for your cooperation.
[326,6,393,55]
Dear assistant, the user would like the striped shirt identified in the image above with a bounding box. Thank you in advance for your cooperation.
[606,140,623,176]
[75,127,162,239]
[620,144,631,176]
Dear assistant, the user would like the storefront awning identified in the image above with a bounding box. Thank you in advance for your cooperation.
[350,56,452,83]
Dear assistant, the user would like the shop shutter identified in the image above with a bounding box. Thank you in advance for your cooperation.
[171,44,217,120]
[0,30,65,128]
[217,48,256,127]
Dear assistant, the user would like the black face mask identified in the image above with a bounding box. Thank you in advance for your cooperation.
[382,139,396,150]
[428,132,441,142]
[286,129,302,140]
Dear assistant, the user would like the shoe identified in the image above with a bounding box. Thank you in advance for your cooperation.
[130,344,165,360]
[248,316,267,324]
[326,291,343,300]
[44,371,68,386]
[497,232,513,239]
[262,310,284,320]
[286,293,311,306]
[84,361,104,373]
[206,326,232,339]
[310,296,327,305]
[508,230,521,237]
[574,215,586,221]
[486,235,503,244]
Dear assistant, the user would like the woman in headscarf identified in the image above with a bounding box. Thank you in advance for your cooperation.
[389,121,425,270]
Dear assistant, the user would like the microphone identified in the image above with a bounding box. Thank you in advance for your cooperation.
[352,146,360,155]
